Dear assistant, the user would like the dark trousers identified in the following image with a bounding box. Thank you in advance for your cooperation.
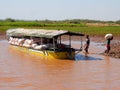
[84,46,89,53]
[105,45,111,53]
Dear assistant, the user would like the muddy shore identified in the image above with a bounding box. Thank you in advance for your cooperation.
[0,33,6,40]
[91,36,120,58]
[0,33,120,58]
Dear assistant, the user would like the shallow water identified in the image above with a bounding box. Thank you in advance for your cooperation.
[0,40,120,90]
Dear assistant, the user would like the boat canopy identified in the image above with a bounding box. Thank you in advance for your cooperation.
[6,28,84,38]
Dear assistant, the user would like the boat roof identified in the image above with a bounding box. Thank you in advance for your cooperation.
[6,28,84,38]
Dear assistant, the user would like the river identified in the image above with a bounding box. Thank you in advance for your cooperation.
[0,40,120,90]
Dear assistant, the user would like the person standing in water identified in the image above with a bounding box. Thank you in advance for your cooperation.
[105,36,113,54]
[84,35,90,55]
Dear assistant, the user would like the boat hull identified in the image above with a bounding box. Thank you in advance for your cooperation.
[9,45,75,59]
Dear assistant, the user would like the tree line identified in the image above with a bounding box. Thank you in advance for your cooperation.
[0,18,120,24]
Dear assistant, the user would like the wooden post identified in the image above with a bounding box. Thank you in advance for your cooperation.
[53,38,55,51]
[41,38,43,45]
[80,36,83,50]
[60,36,61,44]
[69,35,71,48]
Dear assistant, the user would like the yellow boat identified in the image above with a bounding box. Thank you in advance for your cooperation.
[6,28,84,59]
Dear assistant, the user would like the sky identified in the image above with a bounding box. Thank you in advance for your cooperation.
[0,0,120,21]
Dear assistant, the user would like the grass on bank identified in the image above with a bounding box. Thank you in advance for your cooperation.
[0,21,120,36]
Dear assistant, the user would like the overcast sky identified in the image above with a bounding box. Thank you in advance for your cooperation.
[0,0,120,21]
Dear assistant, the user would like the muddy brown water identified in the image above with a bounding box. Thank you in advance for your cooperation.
[0,40,120,90]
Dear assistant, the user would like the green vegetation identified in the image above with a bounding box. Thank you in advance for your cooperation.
[0,18,120,35]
